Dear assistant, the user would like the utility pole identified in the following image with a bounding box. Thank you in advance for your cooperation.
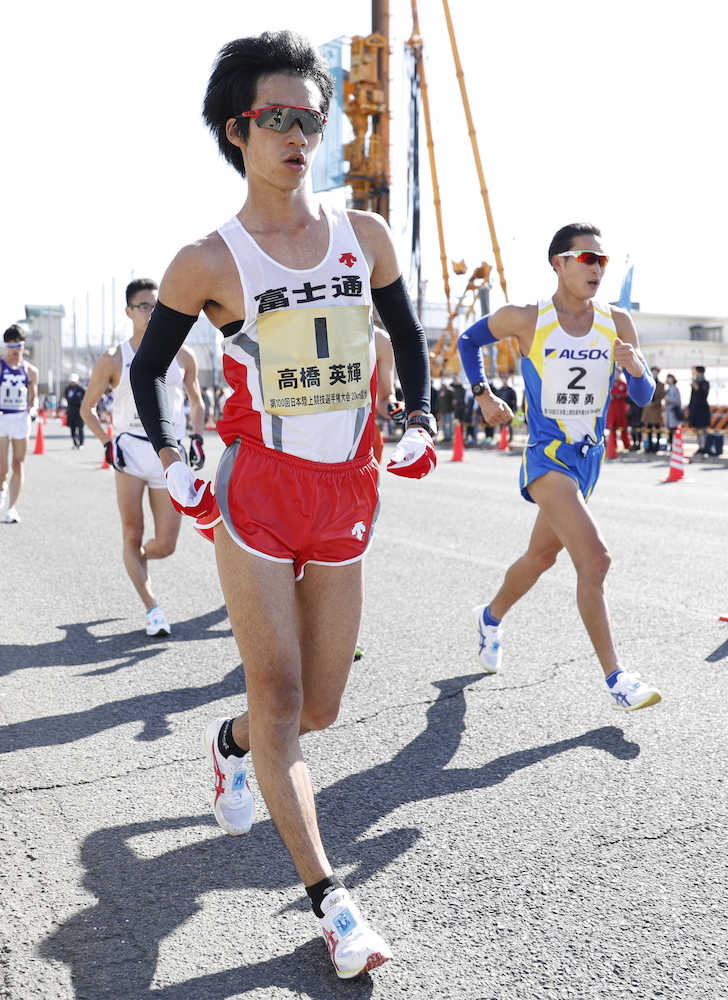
[72,297,77,374]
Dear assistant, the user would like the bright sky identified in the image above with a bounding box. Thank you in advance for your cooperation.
[2,0,726,344]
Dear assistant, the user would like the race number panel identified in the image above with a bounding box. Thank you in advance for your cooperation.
[258,304,371,416]
[540,338,612,421]
[0,372,28,411]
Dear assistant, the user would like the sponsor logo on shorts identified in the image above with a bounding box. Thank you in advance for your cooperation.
[351,520,366,541]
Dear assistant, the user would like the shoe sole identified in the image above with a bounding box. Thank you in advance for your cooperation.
[470,607,500,674]
[334,952,392,979]
[202,720,252,837]
[613,690,662,711]
[146,627,171,637]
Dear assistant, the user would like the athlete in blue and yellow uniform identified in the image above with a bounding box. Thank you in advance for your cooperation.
[458,222,661,712]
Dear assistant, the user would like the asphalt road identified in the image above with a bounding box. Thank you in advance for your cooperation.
[2,420,727,1000]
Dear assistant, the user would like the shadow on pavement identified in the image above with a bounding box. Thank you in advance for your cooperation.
[40,673,640,998]
[705,637,728,662]
[1,605,232,679]
[0,662,245,752]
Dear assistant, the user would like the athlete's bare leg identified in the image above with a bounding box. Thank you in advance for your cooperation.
[215,524,362,886]
[0,437,9,494]
[114,470,157,611]
[489,508,564,619]
[8,438,27,506]
[525,471,618,676]
[145,487,182,559]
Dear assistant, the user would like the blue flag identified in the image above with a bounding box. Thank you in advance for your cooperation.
[312,40,345,192]
[618,262,634,310]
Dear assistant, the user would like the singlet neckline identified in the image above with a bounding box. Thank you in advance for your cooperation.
[549,297,597,340]
[231,203,334,274]
[2,360,25,372]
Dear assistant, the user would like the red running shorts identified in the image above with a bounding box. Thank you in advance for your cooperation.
[211,435,380,579]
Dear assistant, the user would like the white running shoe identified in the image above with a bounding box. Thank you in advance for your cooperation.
[471,605,503,673]
[203,718,254,836]
[4,506,20,524]
[608,671,662,711]
[145,606,171,637]
[319,888,392,979]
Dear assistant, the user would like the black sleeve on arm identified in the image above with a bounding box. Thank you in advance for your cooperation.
[371,276,431,414]
[130,301,197,453]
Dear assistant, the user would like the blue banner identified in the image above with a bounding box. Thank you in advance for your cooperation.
[618,263,634,310]
[313,39,346,192]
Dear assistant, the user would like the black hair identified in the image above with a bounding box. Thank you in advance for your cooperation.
[3,324,25,343]
[202,30,334,178]
[548,223,602,267]
[695,365,706,375]
[126,278,158,305]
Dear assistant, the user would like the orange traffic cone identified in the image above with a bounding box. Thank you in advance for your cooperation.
[605,429,617,460]
[664,426,685,483]
[450,422,465,462]
[497,423,509,451]
[101,425,113,469]
[33,419,45,455]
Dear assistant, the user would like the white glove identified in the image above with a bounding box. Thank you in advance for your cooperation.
[387,427,437,479]
[165,461,215,517]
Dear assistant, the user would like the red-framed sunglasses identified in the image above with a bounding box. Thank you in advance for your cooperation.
[239,105,327,135]
[559,250,609,268]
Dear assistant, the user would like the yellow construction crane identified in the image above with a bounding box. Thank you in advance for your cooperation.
[344,1,518,376]
[406,0,519,377]
[343,1,390,219]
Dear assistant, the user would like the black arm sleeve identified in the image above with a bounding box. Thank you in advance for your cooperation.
[130,301,197,453]
[371,276,431,414]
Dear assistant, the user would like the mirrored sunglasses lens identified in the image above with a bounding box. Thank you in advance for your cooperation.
[259,107,322,134]
[577,252,607,266]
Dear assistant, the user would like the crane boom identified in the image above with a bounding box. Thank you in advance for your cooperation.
[441,0,508,303]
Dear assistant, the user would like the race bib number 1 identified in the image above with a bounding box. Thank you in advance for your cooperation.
[258,304,372,416]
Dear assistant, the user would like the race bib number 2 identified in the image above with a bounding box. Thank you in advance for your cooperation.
[258,304,372,416]
[540,340,612,420]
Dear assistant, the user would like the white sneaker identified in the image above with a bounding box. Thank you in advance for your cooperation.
[145,606,171,637]
[608,670,662,711]
[319,888,392,979]
[471,605,503,673]
[203,718,254,836]
[4,506,20,524]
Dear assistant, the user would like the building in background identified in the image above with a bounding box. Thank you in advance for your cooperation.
[23,304,65,395]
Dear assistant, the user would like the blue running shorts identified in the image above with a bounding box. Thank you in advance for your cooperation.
[519,437,605,504]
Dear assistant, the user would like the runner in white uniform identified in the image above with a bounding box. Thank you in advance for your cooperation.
[81,278,206,636]
[112,338,187,489]
[0,325,38,523]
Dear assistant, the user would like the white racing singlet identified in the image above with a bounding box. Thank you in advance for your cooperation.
[113,339,186,439]
[215,203,377,464]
